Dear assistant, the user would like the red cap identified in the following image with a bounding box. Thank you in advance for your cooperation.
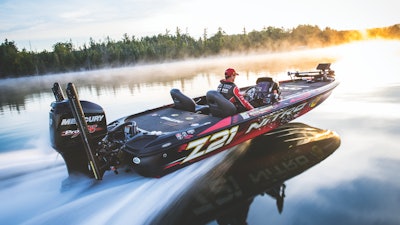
[225,68,239,77]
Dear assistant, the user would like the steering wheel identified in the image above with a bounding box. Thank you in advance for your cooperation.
[244,86,256,103]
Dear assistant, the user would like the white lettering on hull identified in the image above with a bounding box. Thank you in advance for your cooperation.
[61,115,104,125]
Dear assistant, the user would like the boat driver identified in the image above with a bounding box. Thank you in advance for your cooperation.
[217,68,254,112]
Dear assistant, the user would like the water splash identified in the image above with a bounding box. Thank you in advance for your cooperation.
[0,142,236,225]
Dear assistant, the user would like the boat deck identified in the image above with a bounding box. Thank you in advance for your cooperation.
[279,79,331,99]
[126,79,333,134]
[126,107,219,133]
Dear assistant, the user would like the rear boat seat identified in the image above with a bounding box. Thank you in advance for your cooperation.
[170,89,209,114]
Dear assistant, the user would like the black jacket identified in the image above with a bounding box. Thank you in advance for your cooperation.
[217,80,254,111]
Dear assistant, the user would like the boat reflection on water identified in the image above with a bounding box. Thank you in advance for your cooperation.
[152,122,341,225]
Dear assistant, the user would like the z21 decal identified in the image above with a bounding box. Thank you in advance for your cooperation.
[181,126,239,164]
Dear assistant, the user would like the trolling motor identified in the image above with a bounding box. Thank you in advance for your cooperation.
[287,63,335,81]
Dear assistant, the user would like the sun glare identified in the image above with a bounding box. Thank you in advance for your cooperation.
[332,40,400,89]
[320,39,400,117]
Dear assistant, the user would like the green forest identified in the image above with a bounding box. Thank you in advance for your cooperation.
[1,24,400,78]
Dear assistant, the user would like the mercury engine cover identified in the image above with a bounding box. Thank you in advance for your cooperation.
[49,100,107,176]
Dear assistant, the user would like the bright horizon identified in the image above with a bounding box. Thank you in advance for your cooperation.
[1,0,399,51]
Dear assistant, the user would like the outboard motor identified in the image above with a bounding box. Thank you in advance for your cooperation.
[49,97,107,177]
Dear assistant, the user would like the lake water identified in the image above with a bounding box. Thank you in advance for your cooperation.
[0,40,399,225]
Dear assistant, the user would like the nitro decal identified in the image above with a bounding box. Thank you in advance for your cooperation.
[61,125,103,138]
[245,102,307,134]
[61,115,105,126]
[181,126,239,164]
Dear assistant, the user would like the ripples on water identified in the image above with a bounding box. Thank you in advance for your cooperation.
[0,40,399,224]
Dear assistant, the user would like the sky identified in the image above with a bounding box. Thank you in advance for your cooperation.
[1,0,399,51]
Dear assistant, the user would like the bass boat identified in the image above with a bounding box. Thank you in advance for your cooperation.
[49,63,339,180]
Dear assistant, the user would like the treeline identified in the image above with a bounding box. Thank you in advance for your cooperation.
[1,24,400,78]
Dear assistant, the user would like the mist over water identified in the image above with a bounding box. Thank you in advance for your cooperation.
[0,40,399,224]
